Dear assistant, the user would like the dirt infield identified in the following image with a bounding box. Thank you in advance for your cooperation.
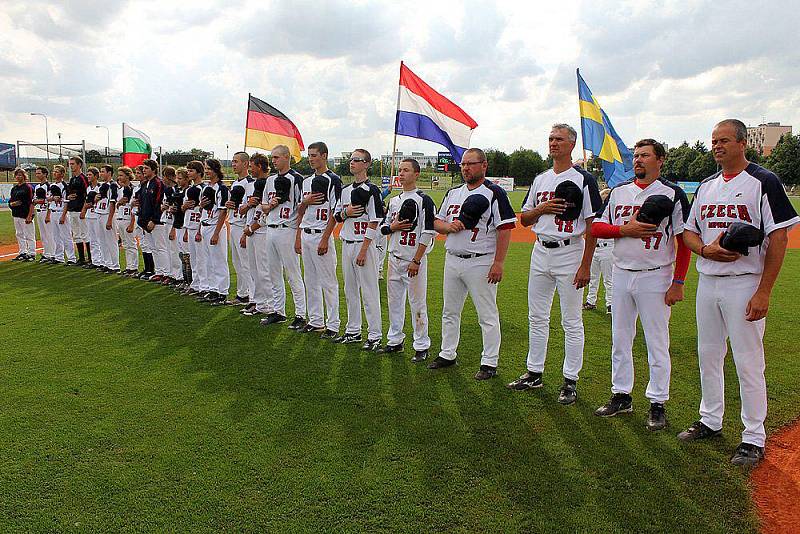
[751,421,800,533]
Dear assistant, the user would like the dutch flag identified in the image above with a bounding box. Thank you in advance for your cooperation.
[394,62,478,162]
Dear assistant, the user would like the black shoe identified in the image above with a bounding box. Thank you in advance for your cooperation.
[260,313,287,326]
[594,393,633,417]
[225,295,249,306]
[646,403,668,431]
[321,329,338,340]
[582,302,596,310]
[241,307,262,317]
[334,333,362,344]
[730,442,765,466]
[506,371,542,391]
[38,257,49,264]
[558,379,577,405]
[301,324,326,334]
[380,343,404,354]
[362,339,382,352]
[209,294,229,306]
[196,291,213,300]
[411,349,429,363]
[474,365,497,380]
[427,356,457,370]
[288,316,307,330]
[606,305,612,315]
[677,421,722,442]
[12,254,24,261]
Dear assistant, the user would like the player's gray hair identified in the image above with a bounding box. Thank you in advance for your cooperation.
[552,123,578,143]
[716,119,748,142]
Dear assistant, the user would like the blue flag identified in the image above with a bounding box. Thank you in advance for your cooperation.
[577,69,634,187]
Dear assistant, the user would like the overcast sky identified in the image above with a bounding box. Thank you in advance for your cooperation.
[2,0,798,162]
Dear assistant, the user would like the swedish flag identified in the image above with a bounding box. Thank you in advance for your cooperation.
[577,69,634,187]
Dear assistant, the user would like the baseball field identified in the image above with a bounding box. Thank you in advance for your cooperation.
[0,198,798,532]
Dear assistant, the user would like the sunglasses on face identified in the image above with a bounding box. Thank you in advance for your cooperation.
[350,158,368,163]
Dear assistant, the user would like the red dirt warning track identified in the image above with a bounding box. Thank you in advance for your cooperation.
[751,422,800,533]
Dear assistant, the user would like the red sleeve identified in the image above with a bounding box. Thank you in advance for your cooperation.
[673,234,691,281]
[497,222,516,231]
[591,220,621,239]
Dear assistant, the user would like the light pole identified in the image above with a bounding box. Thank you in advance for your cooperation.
[57,132,62,161]
[226,144,229,164]
[95,125,110,163]
[30,112,49,163]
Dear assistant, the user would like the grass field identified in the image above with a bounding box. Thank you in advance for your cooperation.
[0,207,798,531]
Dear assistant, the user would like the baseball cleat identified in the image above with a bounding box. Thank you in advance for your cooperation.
[582,302,596,310]
[427,356,457,369]
[288,316,307,330]
[411,349,429,363]
[557,380,578,405]
[677,421,722,442]
[730,442,764,466]
[380,343,404,354]
[301,324,326,334]
[334,333,362,344]
[474,365,497,380]
[321,329,339,340]
[506,371,543,391]
[260,313,287,326]
[225,296,249,306]
[606,305,612,315]
[594,393,633,417]
[646,403,668,431]
[362,339,382,352]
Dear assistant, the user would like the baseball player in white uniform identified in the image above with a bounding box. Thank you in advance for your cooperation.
[508,124,601,404]
[255,145,306,329]
[180,161,207,293]
[95,165,119,272]
[160,167,184,284]
[334,149,385,351]
[82,167,104,269]
[114,167,138,274]
[47,165,75,264]
[429,148,516,380]
[294,142,342,337]
[379,158,436,362]
[33,167,55,263]
[240,153,271,317]
[591,139,691,430]
[226,151,254,305]
[584,188,614,313]
[196,159,229,304]
[678,119,799,466]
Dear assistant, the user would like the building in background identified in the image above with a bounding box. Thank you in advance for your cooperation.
[747,122,792,156]
[379,151,438,170]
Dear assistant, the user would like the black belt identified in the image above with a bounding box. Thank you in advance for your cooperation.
[267,223,289,229]
[596,242,610,248]
[448,252,489,259]
[201,222,215,227]
[621,265,662,272]
[539,238,571,249]
[708,273,754,278]
[342,239,362,244]
[303,228,323,234]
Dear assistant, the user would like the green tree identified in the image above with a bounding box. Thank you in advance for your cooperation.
[687,151,717,181]
[745,147,762,165]
[485,149,509,177]
[765,133,800,185]
[661,142,697,182]
[692,141,708,154]
[85,150,104,164]
[335,159,352,177]
[508,148,546,186]
[292,157,312,176]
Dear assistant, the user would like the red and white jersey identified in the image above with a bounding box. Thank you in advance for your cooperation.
[598,178,689,270]
[382,189,437,260]
[436,181,516,256]
[183,182,205,230]
[244,179,267,234]
[300,171,342,231]
[263,169,304,228]
[523,165,602,241]
[48,182,67,213]
[199,182,229,226]
[687,163,799,276]
[228,176,252,227]
[338,180,384,242]
[94,181,118,215]
[114,184,134,220]
[34,182,49,212]
[86,184,100,220]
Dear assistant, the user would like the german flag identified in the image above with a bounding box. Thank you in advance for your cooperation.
[244,95,304,162]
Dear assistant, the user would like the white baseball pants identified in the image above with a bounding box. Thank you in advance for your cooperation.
[586,244,613,307]
[696,273,767,448]
[610,266,673,403]
[166,230,183,279]
[301,231,340,331]
[13,217,35,256]
[68,211,87,243]
[251,232,275,314]
[151,224,170,276]
[201,224,229,294]
[341,240,382,342]
[265,227,306,319]
[85,218,104,265]
[387,254,430,350]
[97,218,119,270]
[439,253,500,367]
[53,216,75,262]
[36,211,54,259]
[526,241,586,381]
[229,223,253,299]
[188,232,208,291]
[115,219,138,271]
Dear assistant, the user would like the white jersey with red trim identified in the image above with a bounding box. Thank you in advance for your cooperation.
[86,184,101,220]
[598,178,690,270]
[436,180,516,256]
[47,181,67,213]
[522,165,602,241]
[228,176,252,227]
[687,163,799,276]
[337,180,384,242]
[199,182,229,226]
[94,181,118,216]
[114,184,134,221]
[382,189,437,260]
[300,171,342,231]
[263,169,304,227]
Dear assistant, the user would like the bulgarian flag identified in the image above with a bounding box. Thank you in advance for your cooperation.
[122,123,152,167]
[244,94,304,162]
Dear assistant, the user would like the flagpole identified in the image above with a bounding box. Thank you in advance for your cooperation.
[390,61,403,179]
[244,93,250,152]
[576,69,589,170]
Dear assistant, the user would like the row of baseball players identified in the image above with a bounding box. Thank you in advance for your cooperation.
[8,118,797,467]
